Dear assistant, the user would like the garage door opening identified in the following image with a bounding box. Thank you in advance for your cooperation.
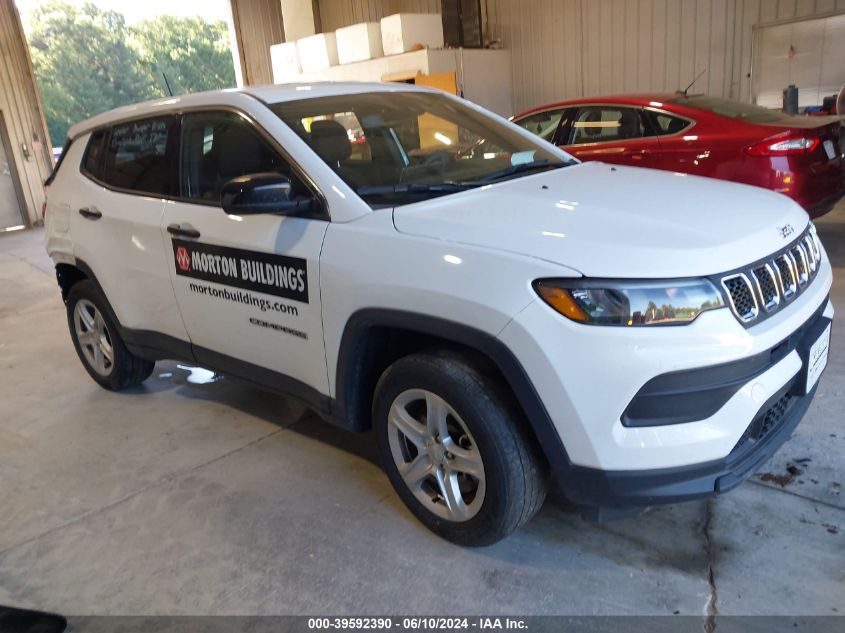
[752,12,845,109]
[16,0,237,148]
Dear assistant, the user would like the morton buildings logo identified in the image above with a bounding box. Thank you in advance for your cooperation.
[170,239,309,304]
[175,246,191,272]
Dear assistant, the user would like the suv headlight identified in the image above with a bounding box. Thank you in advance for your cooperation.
[533,278,725,326]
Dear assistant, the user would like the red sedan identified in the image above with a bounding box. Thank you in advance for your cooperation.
[512,93,845,218]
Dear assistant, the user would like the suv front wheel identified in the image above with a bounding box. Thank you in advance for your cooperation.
[66,280,154,390]
[373,352,548,546]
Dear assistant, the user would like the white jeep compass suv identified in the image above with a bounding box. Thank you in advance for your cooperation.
[44,83,833,545]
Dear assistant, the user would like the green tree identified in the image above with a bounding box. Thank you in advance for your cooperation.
[26,1,235,144]
[28,1,153,143]
[133,16,235,98]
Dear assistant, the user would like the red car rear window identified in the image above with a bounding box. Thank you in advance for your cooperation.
[676,96,785,124]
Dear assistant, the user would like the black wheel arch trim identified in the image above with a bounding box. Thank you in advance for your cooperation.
[334,309,575,475]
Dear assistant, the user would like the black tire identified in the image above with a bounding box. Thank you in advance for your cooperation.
[373,351,548,546]
[66,280,155,391]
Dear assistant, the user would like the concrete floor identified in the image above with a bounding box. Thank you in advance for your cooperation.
[0,202,843,617]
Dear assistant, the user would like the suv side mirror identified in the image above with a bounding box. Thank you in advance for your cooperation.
[220,173,314,215]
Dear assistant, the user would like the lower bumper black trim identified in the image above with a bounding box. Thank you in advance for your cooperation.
[622,296,828,427]
[561,358,822,512]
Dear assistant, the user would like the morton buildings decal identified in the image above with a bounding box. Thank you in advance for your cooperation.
[171,239,308,303]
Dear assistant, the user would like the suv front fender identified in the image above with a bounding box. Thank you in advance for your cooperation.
[333,308,572,475]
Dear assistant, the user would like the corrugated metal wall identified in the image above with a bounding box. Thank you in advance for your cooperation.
[486,0,845,113]
[319,0,440,33]
[0,0,52,226]
[230,0,286,85]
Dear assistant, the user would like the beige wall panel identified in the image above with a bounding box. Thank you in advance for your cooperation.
[319,0,440,33]
[310,0,843,114]
[230,0,285,86]
[481,0,843,114]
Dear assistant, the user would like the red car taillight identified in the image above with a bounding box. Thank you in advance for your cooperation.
[744,133,820,156]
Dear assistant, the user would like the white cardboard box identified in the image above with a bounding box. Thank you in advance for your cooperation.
[336,22,383,64]
[297,32,339,72]
[270,42,301,83]
[380,13,444,56]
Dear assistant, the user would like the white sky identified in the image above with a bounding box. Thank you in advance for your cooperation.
[15,0,231,24]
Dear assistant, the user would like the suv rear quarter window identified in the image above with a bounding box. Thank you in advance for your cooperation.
[81,130,107,180]
[101,116,177,195]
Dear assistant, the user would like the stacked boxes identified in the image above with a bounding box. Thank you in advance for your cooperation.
[297,32,339,72]
[336,22,384,64]
[380,13,444,56]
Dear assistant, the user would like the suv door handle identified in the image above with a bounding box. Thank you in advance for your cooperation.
[78,206,102,220]
[167,223,201,239]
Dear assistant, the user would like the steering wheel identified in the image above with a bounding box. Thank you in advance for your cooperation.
[422,150,455,173]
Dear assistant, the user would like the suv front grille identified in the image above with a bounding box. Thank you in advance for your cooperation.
[719,227,821,327]
[775,254,797,298]
[751,264,779,312]
[790,246,808,286]
[722,275,758,322]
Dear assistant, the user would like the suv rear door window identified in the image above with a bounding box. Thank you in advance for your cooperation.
[101,116,176,195]
[569,106,645,145]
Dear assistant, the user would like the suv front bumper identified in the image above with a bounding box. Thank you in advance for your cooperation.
[559,298,831,513]
[499,258,833,512]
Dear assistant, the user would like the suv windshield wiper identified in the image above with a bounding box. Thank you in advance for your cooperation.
[356,182,479,199]
[469,159,572,183]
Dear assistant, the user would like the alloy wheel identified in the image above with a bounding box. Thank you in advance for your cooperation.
[387,388,486,522]
[74,299,114,376]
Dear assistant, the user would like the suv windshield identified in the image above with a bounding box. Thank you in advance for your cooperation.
[270,91,572,206]
[675,95,785,124]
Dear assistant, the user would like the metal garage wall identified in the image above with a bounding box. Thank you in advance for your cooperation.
[0,0,52,226]
[318,0,440,33]
[230,0,286,85]
[485,0,845,114]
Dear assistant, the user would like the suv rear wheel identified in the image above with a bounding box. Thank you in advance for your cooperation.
[66,280,154,390]
[373,352,548,546]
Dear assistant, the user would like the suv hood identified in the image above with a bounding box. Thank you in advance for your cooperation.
[392,162,810,278]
